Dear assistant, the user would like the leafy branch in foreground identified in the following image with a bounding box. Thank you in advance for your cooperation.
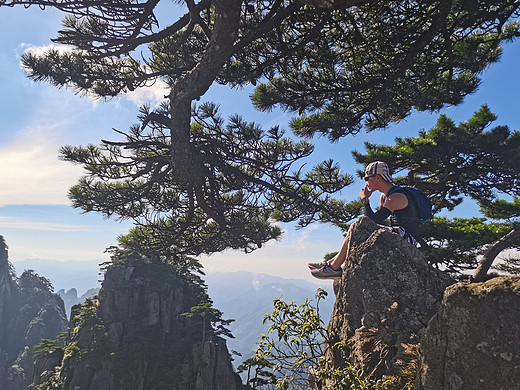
[239,289,392,389]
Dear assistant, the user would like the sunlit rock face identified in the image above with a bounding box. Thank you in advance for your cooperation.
[417,276,520,390]
[317,218,520,389]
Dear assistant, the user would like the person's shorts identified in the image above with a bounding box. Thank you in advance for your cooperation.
[377,224,417,246]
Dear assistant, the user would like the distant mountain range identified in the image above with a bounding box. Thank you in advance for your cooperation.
[11,258,102,296]
[57,287,100,315]
[205,272,334,367]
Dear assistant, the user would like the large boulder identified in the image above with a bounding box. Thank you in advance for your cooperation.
[326,217,453,380]
[416,276,520,390]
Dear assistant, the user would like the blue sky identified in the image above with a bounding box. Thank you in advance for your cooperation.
[1,5,519,292]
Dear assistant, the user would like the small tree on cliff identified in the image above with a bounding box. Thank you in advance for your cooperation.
[4,0,520,261]
[352,105,520,277]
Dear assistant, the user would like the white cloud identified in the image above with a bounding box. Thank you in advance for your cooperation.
[0,124,83,206]
[20,43,76,58]
[22,43,169,109]
[3,43,167,207]
[21,43,169,108]
[293,224,319,249]
[125,81,169,108]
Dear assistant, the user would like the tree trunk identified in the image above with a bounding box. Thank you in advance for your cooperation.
[168,0,241,182]
[472,227,520,282]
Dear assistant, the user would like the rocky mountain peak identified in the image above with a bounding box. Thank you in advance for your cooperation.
[34,253,245,390]
[326,217,453,382]
[315,217,520,389]
[0,237,16,323]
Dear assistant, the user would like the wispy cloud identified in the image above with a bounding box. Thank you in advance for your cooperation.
[0,124,83,206]
[292,224,319,250]
[3,43,167,207]
[22,43,169,109]
[0,216,92,232]
[20,43,75,57]
[125,81,169,108]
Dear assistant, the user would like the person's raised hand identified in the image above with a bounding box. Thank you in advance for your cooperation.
[360,183,373,201]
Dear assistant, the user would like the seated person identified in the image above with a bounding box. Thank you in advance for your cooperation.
[310,161,420,279]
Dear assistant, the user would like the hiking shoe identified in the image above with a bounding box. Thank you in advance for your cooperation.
[307,260,329,270]
[311,264,342,279]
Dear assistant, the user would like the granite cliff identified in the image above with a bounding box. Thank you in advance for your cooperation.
[315,217,520,389]
[32,251,245,390]
[0,235,68,390]
[322,217,453,388]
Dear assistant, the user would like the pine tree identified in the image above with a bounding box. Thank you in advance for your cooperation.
[4,1,520,264]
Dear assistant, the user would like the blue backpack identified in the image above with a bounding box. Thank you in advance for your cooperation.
[387,186,433,223]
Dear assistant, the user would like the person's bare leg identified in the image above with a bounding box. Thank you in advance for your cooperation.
[329,225,354,270]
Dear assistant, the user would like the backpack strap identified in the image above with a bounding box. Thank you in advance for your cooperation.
[387,185,401,197]
[386,186,420,219]
[385,185,405,203]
